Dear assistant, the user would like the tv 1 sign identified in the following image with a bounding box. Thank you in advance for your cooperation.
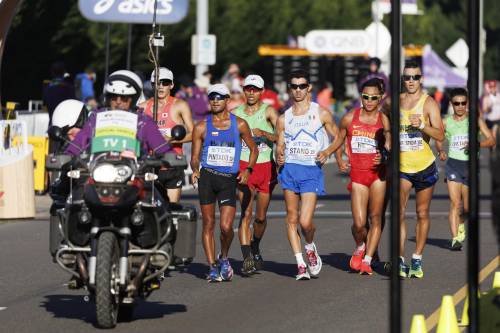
[305,30,370,55]
[78,0,189,24]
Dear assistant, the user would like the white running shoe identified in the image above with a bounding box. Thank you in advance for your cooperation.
[296,264,311,280]
[305,243,322,277]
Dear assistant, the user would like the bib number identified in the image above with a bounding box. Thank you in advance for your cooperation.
[449,134,468,152]
[400,132,423,152]
[207,146,236,167]
[351,136,377,154]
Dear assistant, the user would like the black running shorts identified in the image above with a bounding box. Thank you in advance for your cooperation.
[198,168,238,207]
[158,167,185,189]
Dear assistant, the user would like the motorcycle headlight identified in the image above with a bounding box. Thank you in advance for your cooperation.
[92,164,132,183]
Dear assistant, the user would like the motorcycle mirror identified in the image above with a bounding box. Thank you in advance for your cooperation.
[171,124,186,141]
[48,126,64,141]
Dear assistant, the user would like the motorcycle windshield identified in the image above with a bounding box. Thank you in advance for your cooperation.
[91,110,140,156]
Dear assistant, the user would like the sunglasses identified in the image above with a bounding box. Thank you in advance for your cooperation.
[452,101,467,106]
[402,74,422,81]
[157,79,172,87]
[361,94,381,101]
[208,93,227,101]
[243,85,262,93]
[289,83,309,90]
[109,94,131,102]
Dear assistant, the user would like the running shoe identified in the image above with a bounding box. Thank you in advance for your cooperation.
[253,253,264,271]
[219,258,234,281]
[409,258,424,278]
[399,257,409,278]
[296,264,311,281]
[450,238,463,251]
[305,244,322,277]
[457,224,466,242]
[359,261,373,275]
[207,265,222,283]
[349,246,365,272]
[241,256,257,276]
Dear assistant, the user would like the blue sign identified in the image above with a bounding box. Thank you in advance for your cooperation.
[78,0,189,24]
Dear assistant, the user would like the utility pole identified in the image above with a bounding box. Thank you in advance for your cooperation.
[195,0,208,79]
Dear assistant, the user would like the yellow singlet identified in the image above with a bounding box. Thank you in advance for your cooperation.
[399,94,436,173]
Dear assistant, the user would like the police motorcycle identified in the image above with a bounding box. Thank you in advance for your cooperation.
[46,71,196,328]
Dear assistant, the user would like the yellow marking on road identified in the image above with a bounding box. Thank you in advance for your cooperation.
[425,255,499,330]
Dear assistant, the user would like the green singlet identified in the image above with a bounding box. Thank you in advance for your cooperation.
[232,103,274,163]
[445,115,469,161]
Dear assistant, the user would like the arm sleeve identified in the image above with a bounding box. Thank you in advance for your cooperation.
[64,114,95,155]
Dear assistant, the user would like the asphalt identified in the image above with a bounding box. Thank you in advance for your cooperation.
[0,153,498,332]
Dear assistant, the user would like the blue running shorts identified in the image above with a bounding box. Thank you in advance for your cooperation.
[400,162,439,192]
[278,163,326,195]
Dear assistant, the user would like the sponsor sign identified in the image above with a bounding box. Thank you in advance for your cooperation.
[79,0,189,24]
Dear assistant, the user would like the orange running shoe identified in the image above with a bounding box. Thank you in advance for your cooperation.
[359,261,373,275]
[349,247,365,271]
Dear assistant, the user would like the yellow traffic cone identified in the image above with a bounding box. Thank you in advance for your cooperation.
[493,271,500,289]
[409,314,427,333]
[459,295,469,326]
[436,295,459,333]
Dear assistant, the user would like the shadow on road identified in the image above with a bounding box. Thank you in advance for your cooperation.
[408,236,450,250]
[322,252,352,272]
[41,294,187,327]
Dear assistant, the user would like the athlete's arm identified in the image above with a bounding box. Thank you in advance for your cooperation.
[275,115,286,166]
[436,118,447,160]
[238,118,259,184]
[381,112,392,152]
[478,117,496,148]
[322,111,350,158]
[170,100,194,144]
[420,97,445,141]
[190,121,206,187]
[253,105,279,142]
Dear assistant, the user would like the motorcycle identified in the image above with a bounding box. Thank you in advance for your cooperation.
[46,121,196,328]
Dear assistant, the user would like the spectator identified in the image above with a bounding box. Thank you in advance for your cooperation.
[317,82,334,112]
[74,68,96,102]
[261,82,282,112]
[43,61,76,121]
[175,75,210,123]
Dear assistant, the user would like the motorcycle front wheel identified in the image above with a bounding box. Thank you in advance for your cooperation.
[95,231,120,328]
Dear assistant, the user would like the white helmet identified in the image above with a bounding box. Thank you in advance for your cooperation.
[103,70,144,107]
[51,99,87,129]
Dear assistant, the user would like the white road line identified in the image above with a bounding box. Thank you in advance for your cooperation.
[0,307,7,311]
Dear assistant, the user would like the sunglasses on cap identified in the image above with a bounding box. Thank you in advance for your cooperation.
[289,83,309,90]
[402,74,422,81]
[452,101,467,106]
[208,93,228,101]
[243,85,263,93]
[156,79,172,87]
[361,94,381,101]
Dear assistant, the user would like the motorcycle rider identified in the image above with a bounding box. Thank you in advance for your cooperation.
[65,70,173,156]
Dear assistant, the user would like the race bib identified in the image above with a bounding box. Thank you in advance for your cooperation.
[449,134,468,152]
[286,139,317,161]
[400,132,423,152]
[207,146,236,167]
[159,127,172,137]
[242,136,270,153]
[351,136,377,154]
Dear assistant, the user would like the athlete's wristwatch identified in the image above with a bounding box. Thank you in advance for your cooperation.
[245,167,253,174]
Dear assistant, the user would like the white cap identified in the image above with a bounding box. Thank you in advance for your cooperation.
[207,83,230,96]
[151,67,173,82]
[243,74,264,89]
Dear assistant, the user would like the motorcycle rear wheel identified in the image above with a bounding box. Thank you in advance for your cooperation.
[95,231,120,328]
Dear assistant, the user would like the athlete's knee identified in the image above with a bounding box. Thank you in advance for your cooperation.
[301,223,315,235]
[450,199,461,210]
[286,211,299,225]
[416,208,430,221]
[254,218,266,225]
[220,223,234,236]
